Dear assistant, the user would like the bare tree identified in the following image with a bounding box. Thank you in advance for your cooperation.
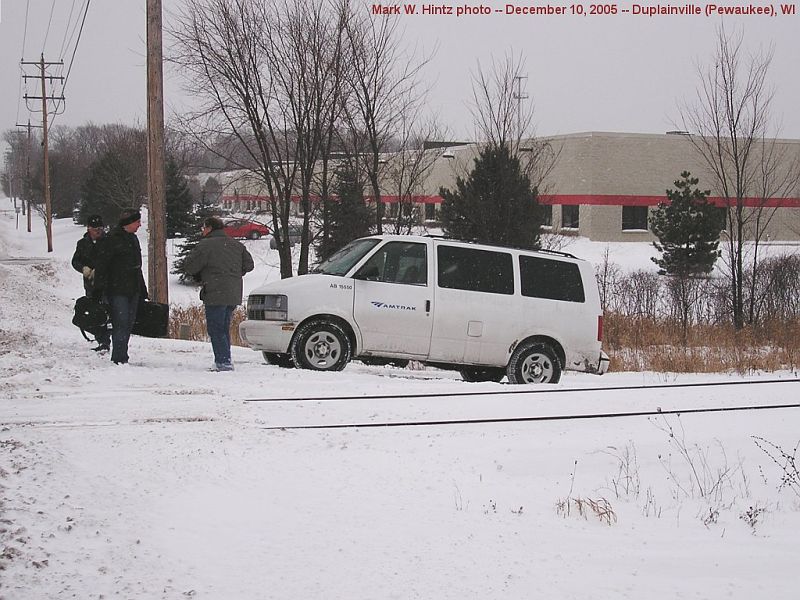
[469,51,560,201]
[341,9,430,234]
[383,116,446,234]
[170,0,341,278]
[680,26,800,329]
[255,0,348,274]
[470,51,534,155]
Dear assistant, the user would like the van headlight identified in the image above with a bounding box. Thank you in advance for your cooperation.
[247,294,288,321]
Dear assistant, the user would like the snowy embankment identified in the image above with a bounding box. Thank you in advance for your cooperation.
[1,202,799,599]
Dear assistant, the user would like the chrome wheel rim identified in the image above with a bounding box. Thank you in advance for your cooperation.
[303,330,341,369]
[519,352,554,383]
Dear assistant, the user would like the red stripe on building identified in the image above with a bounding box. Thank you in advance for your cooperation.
[224,193,800,208]
[538,194,800,208]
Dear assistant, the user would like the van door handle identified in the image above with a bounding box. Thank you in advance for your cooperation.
[425,300,430,312]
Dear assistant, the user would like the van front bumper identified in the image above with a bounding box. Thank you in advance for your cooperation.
[239,320,296,353]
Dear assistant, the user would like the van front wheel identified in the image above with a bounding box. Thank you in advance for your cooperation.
[291,319,351,371]
[507,342,561,384]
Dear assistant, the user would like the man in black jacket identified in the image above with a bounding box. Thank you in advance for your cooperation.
[94,208,148,365]
[184,216,255,371]
[71,214,111,351]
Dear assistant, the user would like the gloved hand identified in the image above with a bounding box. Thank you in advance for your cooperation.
[82,266,95,280]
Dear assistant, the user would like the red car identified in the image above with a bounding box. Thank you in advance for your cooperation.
[223,219,271,240]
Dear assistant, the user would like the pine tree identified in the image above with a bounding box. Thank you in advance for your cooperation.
[316,166,372,261]
[165,157,195,238]
[439,144,543,250]
[172,190,216,284]
[650,171,722,276]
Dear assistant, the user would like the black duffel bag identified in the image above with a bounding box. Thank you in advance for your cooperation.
[132,300,170,338]
[72,296,110,340]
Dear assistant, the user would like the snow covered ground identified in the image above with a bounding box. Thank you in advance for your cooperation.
[1,200,799,599]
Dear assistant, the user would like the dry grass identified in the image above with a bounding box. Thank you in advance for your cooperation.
[605,314,800,373]
[555,496,617,526]
[168,305,247,347]
[165,306,800,374]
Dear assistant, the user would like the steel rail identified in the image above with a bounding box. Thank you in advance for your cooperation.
[245,377,799,404]
[259,401,800,430]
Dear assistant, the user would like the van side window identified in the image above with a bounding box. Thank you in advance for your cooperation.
[519,256,585,302]
[354,241,428,285]
[437,245,514,295]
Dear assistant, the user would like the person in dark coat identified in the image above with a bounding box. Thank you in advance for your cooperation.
[183,216,255,371]
[71,214,112,351]
[94,208,148,365]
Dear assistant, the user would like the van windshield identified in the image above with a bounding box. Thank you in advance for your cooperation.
[311,238,380,276]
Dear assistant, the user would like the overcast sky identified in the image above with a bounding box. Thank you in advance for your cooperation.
[1,0,799,150]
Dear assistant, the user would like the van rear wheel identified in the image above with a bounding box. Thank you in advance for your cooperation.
[460,367,505,383]
[507,342,561,384]
[291,318,351,371]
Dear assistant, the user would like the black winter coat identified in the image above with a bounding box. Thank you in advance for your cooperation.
[94,227,148,298]
[71,232,106,295]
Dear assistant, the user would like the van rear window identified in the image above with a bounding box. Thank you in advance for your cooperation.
[437,246,514,295]
[519,256,585,302]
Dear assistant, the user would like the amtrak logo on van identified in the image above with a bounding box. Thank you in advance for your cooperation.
[371,301,417,311]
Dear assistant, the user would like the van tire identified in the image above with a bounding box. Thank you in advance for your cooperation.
[460,367,505,383]
[507,342,561,384]
[262,351,294,368]
[291,318,351,371]
[249,231,261,240]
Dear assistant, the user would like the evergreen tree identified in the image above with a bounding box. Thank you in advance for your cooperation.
[316,166,372,262]
[172,190,217,283]
[650,171,722,276]
[439,144,543,250]
[165,157,194,238]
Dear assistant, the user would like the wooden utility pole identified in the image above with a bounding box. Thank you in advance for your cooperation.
[15,120,42,233]
[147,0,168,303]
[22,56,63,251]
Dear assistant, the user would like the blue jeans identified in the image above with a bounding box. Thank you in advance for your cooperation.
[109,294,139,364]
[205,305,235,368]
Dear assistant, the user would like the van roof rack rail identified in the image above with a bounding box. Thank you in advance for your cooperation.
[422,234,577,259]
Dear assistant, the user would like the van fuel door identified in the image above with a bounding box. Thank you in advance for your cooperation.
[467,321,483,337]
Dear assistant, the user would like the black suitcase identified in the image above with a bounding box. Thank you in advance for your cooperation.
[132,300,170,338]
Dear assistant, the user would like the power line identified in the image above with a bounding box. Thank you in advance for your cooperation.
[61,0,91,93]
[51,0,91,123]
[58,0,79,61]
[17,0,32,126]
[42,0,57,54]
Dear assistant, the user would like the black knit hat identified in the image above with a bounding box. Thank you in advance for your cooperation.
[87,214,104,228]
[118,209,142,227]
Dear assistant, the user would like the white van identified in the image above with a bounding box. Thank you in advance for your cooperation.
[239,235,609,383]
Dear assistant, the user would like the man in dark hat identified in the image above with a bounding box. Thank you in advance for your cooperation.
[184,216,254,371]
[71,214,111,351]
[94,208,148,365]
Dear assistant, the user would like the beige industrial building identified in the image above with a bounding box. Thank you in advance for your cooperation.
[218,131,800,242]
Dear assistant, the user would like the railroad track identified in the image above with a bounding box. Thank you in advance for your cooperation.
[249,377,800,430]
[245,376,799,404]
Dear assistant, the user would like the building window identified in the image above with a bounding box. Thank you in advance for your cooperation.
[425,203,437,221]
[561,205,579,229]
[540,205,553,228]
[622,206,649,231]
